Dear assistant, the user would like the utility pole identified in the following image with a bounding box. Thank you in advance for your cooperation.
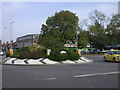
[10,22,14,43]
[9,22,14,55]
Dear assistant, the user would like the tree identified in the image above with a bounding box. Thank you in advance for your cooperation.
[39,10,79,48]
[106,14,120,45]
[88,10,108,50]
[77,29,89,48]
[39,35,63,49]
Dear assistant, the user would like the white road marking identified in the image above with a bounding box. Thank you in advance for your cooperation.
[74,71,120,78]
[34,78,56,80]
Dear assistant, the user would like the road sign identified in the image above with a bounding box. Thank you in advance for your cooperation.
[47,49,51,56]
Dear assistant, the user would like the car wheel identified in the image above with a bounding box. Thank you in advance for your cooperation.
[113,58,116,62]
[104,57,107,62]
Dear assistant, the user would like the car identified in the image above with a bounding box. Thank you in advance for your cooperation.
[0,50,4,56]
[101,50,107,53]
[81,50,89,54]
[91,49,100,54]
[103,49,120,62]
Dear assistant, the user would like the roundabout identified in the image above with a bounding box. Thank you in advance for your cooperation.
[3,56,93,65]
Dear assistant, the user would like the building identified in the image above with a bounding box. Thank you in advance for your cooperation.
[16,34,39,48]
[2,41,17,52]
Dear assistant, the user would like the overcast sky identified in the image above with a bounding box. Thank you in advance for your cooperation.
[1,1,118,43]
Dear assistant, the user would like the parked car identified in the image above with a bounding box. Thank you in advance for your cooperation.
[101,50,107,53]
[91,49,100,54]
[104,49,120,62]
[0,50,4,56]
[81,50,90,54]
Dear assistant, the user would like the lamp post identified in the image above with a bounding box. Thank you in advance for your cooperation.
[9,22,14,55]
[10,22,14,42]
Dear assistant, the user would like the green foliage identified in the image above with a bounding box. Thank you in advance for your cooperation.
[59,53,69,61]
[48,49,79,61]
[67,50,80,60]
[40,36,63,49]
[106,14,120,46]
[16,47,28,53]
[27,44,38,52]
[6,52,10,57]
[10,51,19,58]
[78,30,89,48]
[88,25,108,50]
[6,51,19,58]
[39,10,79,47]
[48,49,61,61]
[9,45,47,59]
[18,50,47,59]
[88,10,108,50]
[87,11,119,50]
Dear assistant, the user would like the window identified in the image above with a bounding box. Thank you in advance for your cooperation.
[113,51,120,54]
[34,35,39,39]
[107,51,113,55]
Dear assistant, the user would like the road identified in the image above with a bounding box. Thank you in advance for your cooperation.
[2,55,119,88]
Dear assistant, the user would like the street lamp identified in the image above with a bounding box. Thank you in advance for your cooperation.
[9,22,14,55]
[4,22,14,55]
[10,21,14,42]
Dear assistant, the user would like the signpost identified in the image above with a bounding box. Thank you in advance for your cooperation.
[47,49,51,56]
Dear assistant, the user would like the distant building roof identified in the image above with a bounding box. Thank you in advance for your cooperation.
[17,34,39,39]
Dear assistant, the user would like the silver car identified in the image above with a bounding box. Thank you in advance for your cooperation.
[0,50,4,56]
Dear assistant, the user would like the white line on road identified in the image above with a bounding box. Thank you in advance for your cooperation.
[34,78,56,80]
[74,71,120,78]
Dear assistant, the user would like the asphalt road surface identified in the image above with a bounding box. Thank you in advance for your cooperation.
[2,55,119,88]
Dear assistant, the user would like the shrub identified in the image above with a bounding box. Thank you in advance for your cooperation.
[18,51,47,59]
[27,44,38,52]
[6,51,19,58]
[59,53,69,61]
[49,49,69,61]
[10,51,19,58]
[67,50,80,61]
[48,49,61,61]
[16,47,28,53]
[9,45,47,59]
[48,49,80,61]
[6,52,10,57]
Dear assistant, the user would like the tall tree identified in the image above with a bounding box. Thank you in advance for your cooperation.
[106,14,120,45]
[78,29,89,48]
[88,10,107,50]
[39,10,79,47]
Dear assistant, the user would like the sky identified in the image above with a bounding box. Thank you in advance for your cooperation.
[1,1,119,43]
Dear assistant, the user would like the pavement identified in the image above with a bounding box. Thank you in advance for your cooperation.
[2,56,93,65]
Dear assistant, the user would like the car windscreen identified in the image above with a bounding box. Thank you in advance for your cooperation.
[113,51,120,54]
